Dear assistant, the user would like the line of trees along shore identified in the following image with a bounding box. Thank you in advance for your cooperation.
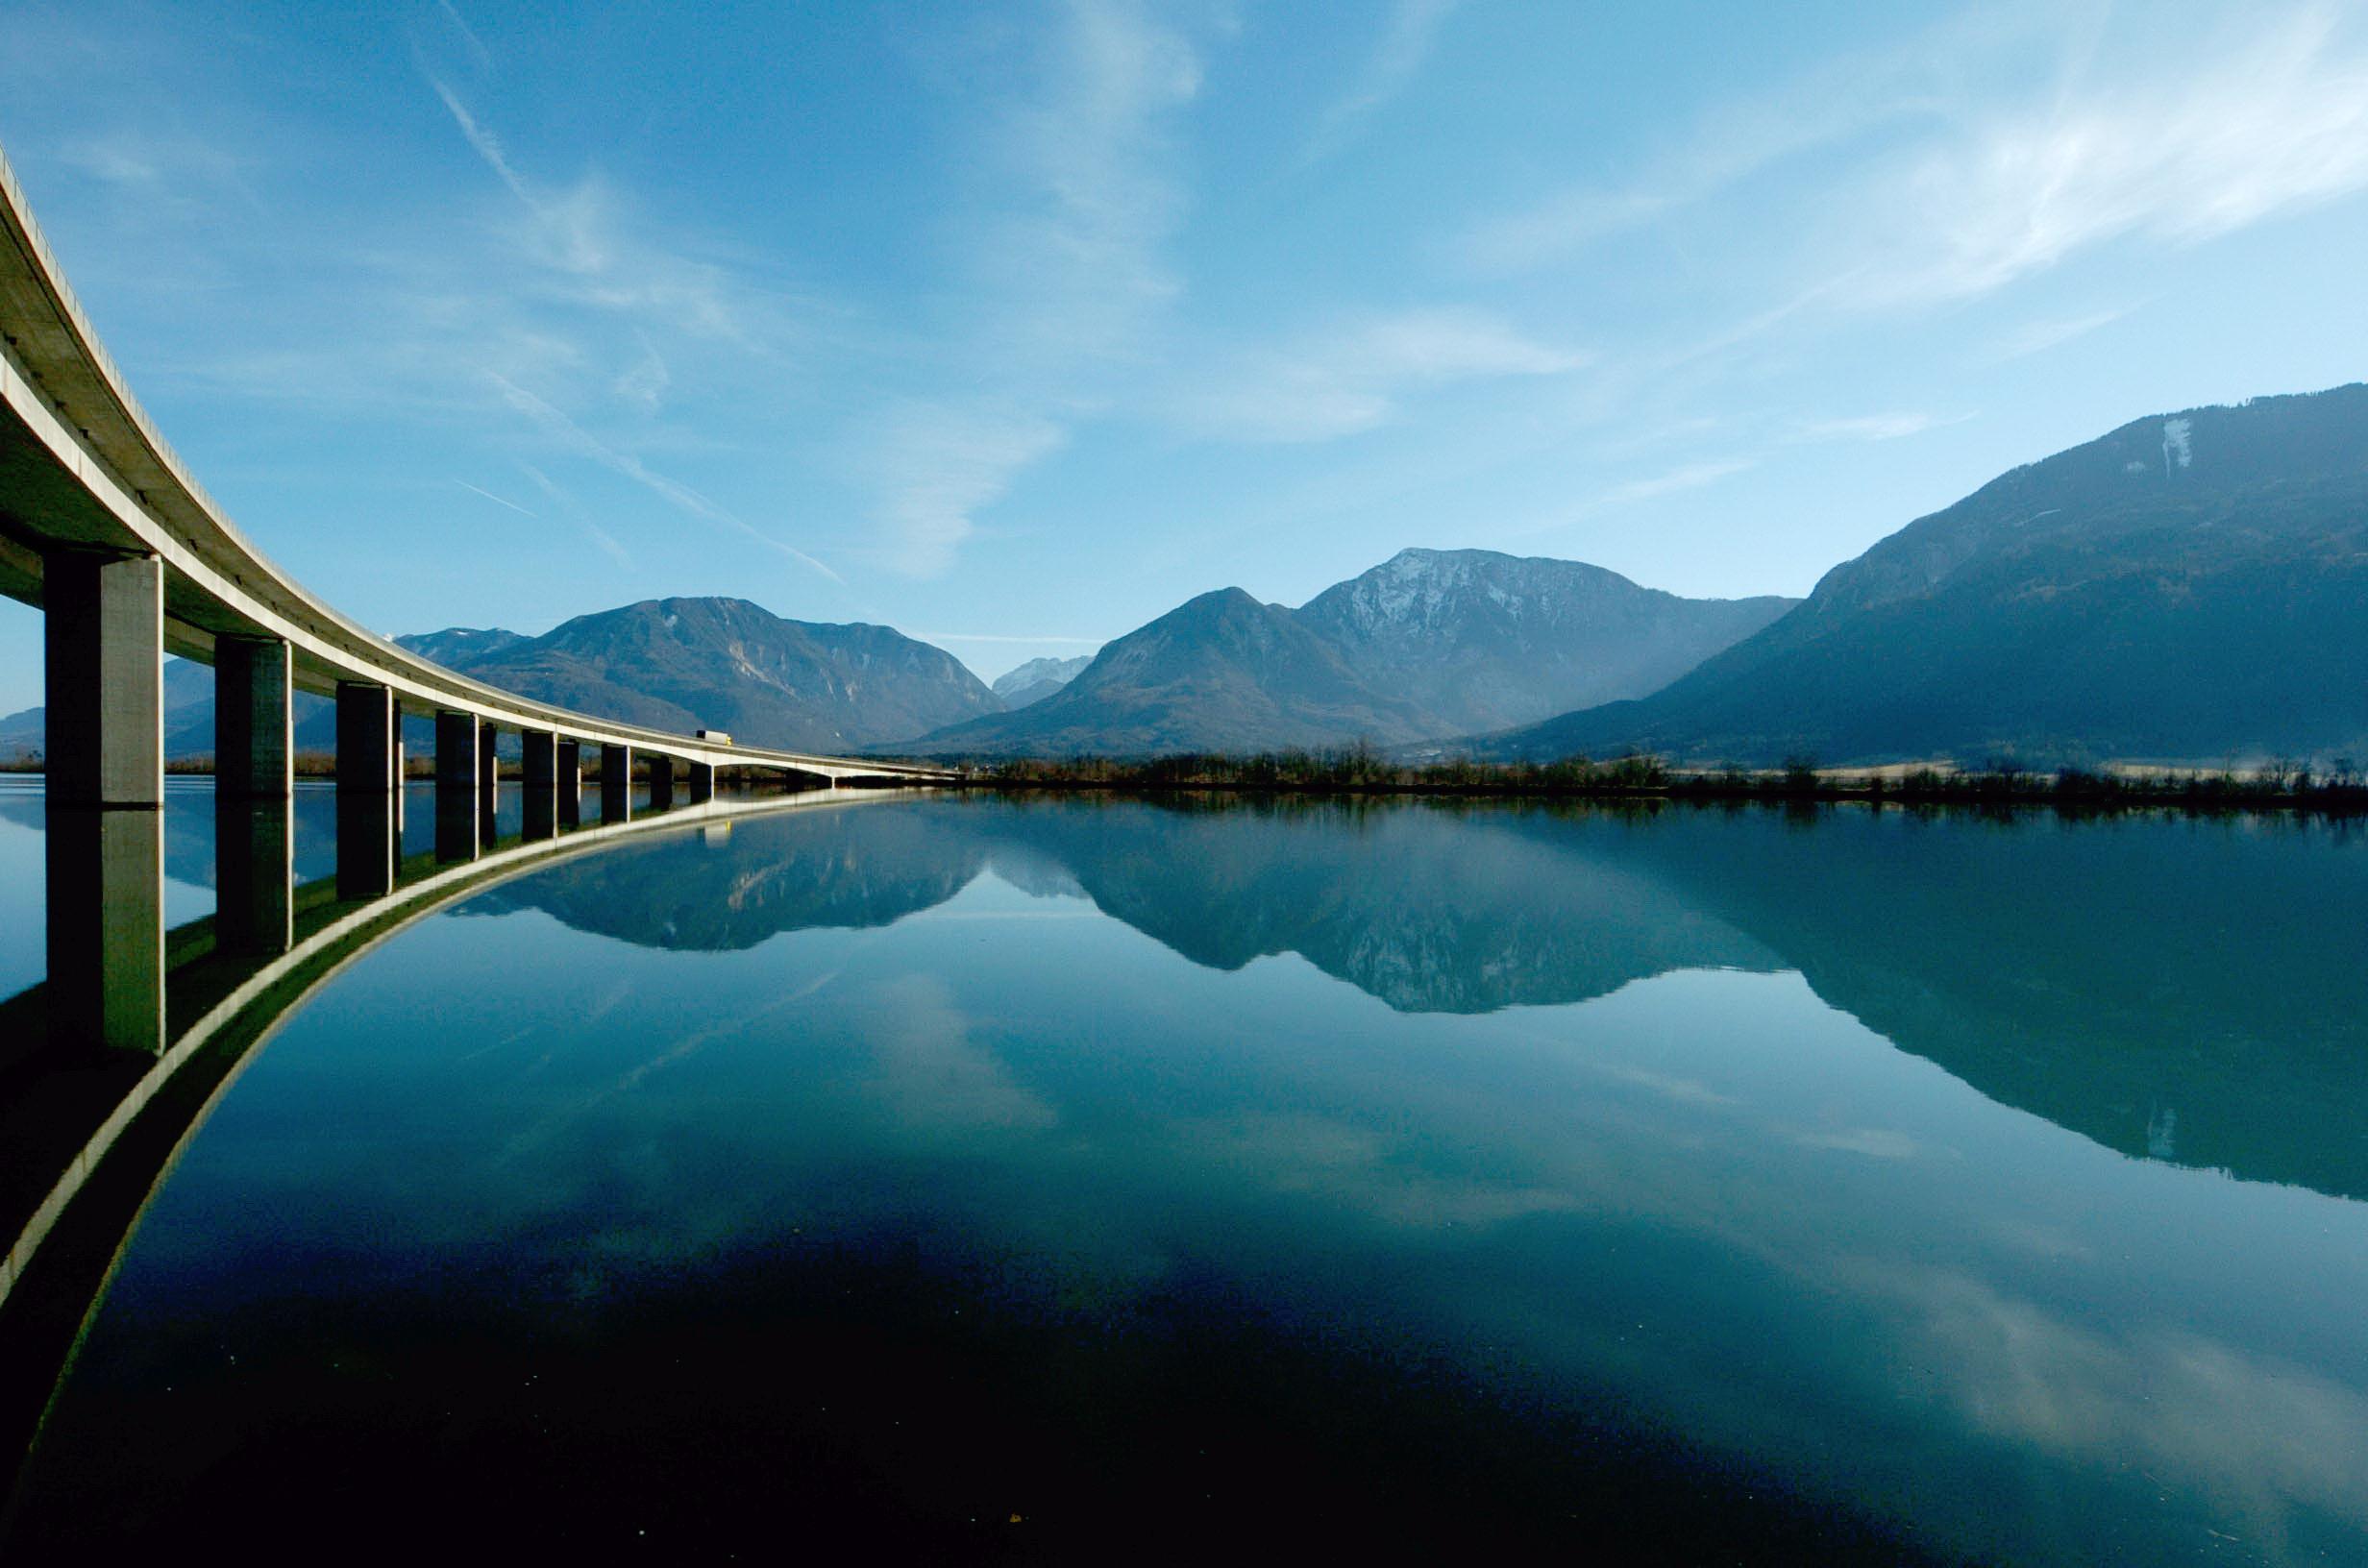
[956,748,2368,813]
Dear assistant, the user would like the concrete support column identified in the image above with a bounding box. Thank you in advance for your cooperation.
[648,752,676,809]
[556,739,581,827]
[335,682,396,790]
[334,681,398,898]
[478,720,500,796]
[435,710,480,862]
[213,635,292,798]
[522,728,557,841]
[688,761,716,803]
[45,807,164,1054]
[435,710,478,792]
[42,551,162,808]
[601,744,632,823]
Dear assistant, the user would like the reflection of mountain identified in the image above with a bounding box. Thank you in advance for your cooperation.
[463,805,985,949]
[1603,807,2368,1199]
[977,798,1781,1012]
[440,791,2368,1200]
[977,798,2368,1200]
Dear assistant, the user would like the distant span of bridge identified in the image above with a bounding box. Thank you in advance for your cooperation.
[0,142,959,1057]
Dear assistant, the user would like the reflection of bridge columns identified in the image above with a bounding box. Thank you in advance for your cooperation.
[434,710,480,862]
[649,752,676,809]
[601,744,632,823]
[214,636,293,953]
[557,739,581,826]
[42,551,164,1053]
[522,728,557,841]
[335,682,398,899]
[214,797,292,954]
[689,761,716,803]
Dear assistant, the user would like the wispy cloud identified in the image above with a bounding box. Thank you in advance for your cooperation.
[454,478,536,516]
[1843,7,2368,306]
[435,0,494,74]
[863,0,1207,575]
[489,373,839,580]
[1596,457,1755,507]
[428,77,777,350]
[912,631,1108,646]
[1302,0,1458,166]
[1172,307,1587,443]
[1793,411,1968,443]
[517,463,636,570]
[1980,305,2134,363]
[1455,16,1969,275]
[867,403,1067,577]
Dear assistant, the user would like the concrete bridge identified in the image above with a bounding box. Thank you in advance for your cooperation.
[0,784,903,1497]
[0,144,959,1056]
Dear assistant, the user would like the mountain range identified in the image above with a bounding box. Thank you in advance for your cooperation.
[991,655,1094,708]
[6,382,2363,768]
[0,600,999,759]
[1486,383,2368,766]
[906,550,1796,756]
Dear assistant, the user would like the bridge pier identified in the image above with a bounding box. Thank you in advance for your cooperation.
[522,728,557,841]
[41,551,164,1054]
[689,761,715,803]
[213,635,291,798]
[649,753,676,809]
[434,710,480,862]
[334,682,398,898]
[42,551,162,808]
[213,635,293,954]
[557,739,581,826]
[601,744,632,823]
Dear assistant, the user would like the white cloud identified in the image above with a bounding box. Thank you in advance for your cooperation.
[517,462,636,570]
[489,373,838,580]
[1302,0,1459,166]
[1853,8,2368,305]
[1174,307,1588,443]
[1980,305,2134,363]
[860,0,1207,575]
[1794,411,1966,443]
[869,403,1068,577]
[453,478,535,516]
[1596,457,1754,507]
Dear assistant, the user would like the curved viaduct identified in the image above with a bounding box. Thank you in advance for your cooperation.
[0,144,957,1052]
[0,786,896,1496]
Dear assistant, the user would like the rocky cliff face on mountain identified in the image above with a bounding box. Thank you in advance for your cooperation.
[992,654,1095,708]
[905,551,1795,756]
[1484,383,2368,766]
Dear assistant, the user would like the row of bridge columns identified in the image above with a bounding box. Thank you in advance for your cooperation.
[37,547,728,1058]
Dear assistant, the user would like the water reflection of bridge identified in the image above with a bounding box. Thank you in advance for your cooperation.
[0,142,955,1060]
[0,783,900,1488]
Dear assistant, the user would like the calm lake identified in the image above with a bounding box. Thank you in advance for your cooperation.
[3,779,2366,1563]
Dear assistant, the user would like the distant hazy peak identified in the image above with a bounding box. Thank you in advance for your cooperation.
[994,653,1096,708]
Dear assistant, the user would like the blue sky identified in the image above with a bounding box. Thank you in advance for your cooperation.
[4,0,2367,711]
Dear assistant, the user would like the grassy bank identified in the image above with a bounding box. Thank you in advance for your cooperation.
[955,751,2368,813]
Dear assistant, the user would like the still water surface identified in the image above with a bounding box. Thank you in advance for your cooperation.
[4,785,2366,1562]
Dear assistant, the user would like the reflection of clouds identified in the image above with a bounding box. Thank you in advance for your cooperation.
[864,975,1056,1133]
[1592,1061,1740,1110]
[1792,1127,1920,1160]
[1185,1113,1582,1232]
[1859,1263,2368,1536]
[498,968,843,1164]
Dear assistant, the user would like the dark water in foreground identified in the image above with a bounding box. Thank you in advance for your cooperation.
[4,783,2367,1563]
